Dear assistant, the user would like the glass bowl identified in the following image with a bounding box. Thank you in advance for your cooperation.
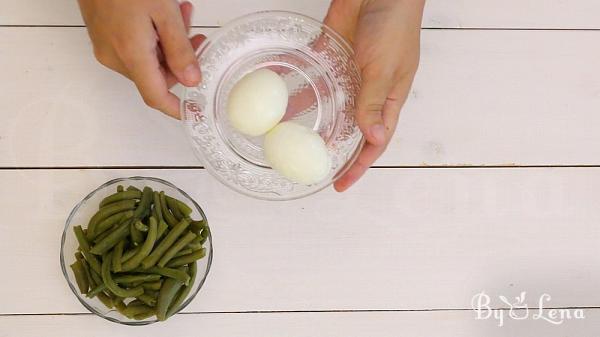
[59,176,213,325]
[181,11,363,200]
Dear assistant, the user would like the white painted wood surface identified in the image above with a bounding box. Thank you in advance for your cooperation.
[1,310,598,337]
[1,28,600,167]
[2,169,600,314]
[1,0,599,335]
[2,0,600,28]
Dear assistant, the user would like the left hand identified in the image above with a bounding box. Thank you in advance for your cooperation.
[324,0,425,192]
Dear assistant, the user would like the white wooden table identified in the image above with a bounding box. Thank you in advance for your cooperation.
[1,1,600,336]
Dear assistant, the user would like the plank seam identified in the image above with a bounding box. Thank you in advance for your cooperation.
[1,165,600,170]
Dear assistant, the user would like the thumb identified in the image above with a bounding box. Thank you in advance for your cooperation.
[153,1,201,87]
[356,68,394,145]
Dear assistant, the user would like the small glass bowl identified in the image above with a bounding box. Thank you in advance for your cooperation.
[59,177,213,325]
[182,11,363,200]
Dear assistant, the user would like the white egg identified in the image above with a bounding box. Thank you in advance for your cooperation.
[264,122,331,185]
[227,68,288,137]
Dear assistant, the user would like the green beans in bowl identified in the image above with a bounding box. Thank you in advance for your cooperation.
[60,177,212,325]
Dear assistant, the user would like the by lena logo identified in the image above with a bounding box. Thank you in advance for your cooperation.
[471,291,585,327]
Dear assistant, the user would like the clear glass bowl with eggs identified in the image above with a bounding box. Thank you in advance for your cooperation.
[181,11,363,200]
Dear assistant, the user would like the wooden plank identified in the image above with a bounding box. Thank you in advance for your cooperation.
[2,168,600,314]
[2,28,600,167]
[2,0,600,29]
[0,310,597,337]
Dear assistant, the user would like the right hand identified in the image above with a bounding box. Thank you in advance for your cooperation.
[78,0,206,118]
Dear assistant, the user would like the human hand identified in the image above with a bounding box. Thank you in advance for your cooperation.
[324,0,425,191]
[78,0,206,118]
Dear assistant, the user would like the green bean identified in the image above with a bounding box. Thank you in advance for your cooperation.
[117,185,124,193]
[126,185,141,193]
[100,189,142,208]
[186,242,203,251]
[78,256,93,293]
[133,186,153,220]
[122,217,157,271]
[165,196,184,220]
[167,248,206,268]
[112,240,125,272]
[190,219,207,233]
[136,293,157,307]
[114,274,161,284]
[173,248,193,258]
[158,231,197,267]
[86,283,106,298]
[70,260,89,294]
[141,281,162,291]
[87,199,136,239]
[73,226,90,252]
[166,262,197,318]
[142,218,190,269]
[175,199,193,217]
[97,292,114,309]
[159,191,178,227]
[135,266,190,285]
[133,309,156,320]
[134,220,149,232]
[90,268,103,285]
[130,221,144,246]
[156,268,187,321]
[123,303,154,319]
[157,219,169,240]
[93,210,133,240]
[199,226,210,244]
[153,191,164,223]
[144,289,159,298]
[101,252,144,298]
[90,221,130,255]
[121,246,140,263]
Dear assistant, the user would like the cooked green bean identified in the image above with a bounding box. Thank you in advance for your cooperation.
[70,260,90,294]
[123,302,154,319]
[90,268,103,285]
[186,242,203,251]
[93,210,133,240]
[165,196,184,220]
[190,219,207,233]
[175,199,193,217]
[101,252,144,298]
[173,248,193,258]
[166,262,197,318]
[133,186,153,220]
[157,219,169,240]
[141,280,162,291]
[100,189,142,208]
[126,185,141,193]
[137,293,157,307]
[114,274,161,284]
[158,231,197,267]
[112,240,125,272]
[87,199,137,239]
[142,218,190,269]
[122,217,157,271]
[134,220,149,232]
[90,221,130,255]
[133,309,156,320]
[159,191,178,227]
[135,266,190,285]
[74,226,90,252]
[200,226,210,244]
[130,221,144,246]
[167,248,206,268]
[86,283,106,298]
[153,191,164,223]
[156,268,187,321]
[117,185,124,193]
[77,256,93,293]
[97,292,114,309]
[121,246,140,263]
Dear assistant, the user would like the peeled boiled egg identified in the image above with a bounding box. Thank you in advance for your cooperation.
[264,121,331,185]
[227,68,288,137]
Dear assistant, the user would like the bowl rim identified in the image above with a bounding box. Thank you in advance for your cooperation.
[181,10,364,201]
[59,176,214,325]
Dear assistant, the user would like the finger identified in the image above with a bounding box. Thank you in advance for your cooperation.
[165,34,206,88]
[334,142,385,192]
[355,67,395,146]
[323,0,362,43]
[152,1,201,87]
[180,1,194,33]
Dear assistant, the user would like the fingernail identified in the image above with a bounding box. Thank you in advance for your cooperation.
[183,64,201,84]
[370,124,386,145]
